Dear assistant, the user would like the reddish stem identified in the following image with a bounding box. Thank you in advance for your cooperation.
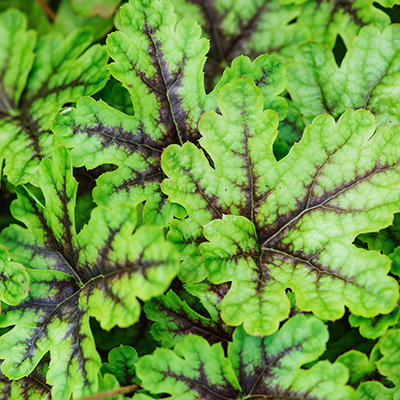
[34,0,56,21]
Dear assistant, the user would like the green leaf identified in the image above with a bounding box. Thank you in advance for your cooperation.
[185,281,231,322]
[136,314,355,399]
[358,213,400,256]
[295,1,391,48]
[136,333,241,399]
[287,24,400,139]
[0,147,180,399]
[0,245,29,306]
[70,0,121,18]
[0,0,52,36]
[101,345,139,386]
[349,307,400,339]
[336,347,379,386]
[0,8,109,185]
[162,77,400,335]
[0,358,51,400]
[53,0,287,226]
[170,0,310,86]
[357,329,400,399]
[53,0,114,41]
[144,289,233,348]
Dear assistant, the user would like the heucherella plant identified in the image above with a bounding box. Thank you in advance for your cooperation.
[0,147,179,399]
[53,0,288,228]
[1,0,400,399]
[0,8,109,185]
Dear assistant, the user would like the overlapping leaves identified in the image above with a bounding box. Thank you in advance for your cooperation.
[356,329,400,399]
[136,314,355,399]
[144,288,233,348]
[286,24,400,141]
[162,77,400,335]
[0,8,109,185]
[281,0,396,48]
[169,0,310,86]
[0,147,180,399]
[53,0,287,226]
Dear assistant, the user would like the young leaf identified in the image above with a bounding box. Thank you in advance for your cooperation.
[0,8,109,185]
[101,345,139,386]
[357,329,400,399]
[336,347,380,387]
[144,289,233,348]
[0,245,29,306]
[162,77,400,335]
[349,307,400,339]
[53,0,287,226]
[0,147,180,399]
[136,314,355,399]
[287,24,400,139]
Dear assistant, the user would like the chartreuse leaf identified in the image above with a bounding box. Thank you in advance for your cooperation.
[162,77,400,335]
[136,314,355,399]
[0,8,109,185]
[336,344,380,387]
[170,0,310,85]
[349,307,400,339]
[136,332,241,399]
[357,329,400,399]
[0,245,29,306]
[287,0,392,48]
[0,147,180,399]
[287,24,400,139]
[0,358,51,400]
[144,289,233,348]
[53,0,287,226]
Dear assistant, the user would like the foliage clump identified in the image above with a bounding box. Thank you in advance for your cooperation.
[1,0,400,399]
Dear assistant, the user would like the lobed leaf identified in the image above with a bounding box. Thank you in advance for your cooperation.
[101,345,139,386]
[336,347,379,387]
[293,0,392,49]
[144,289,233,348]
[0,147,180,399]
[287,24,400,139]
[162,77,400,335]
[53,0,287,226]
[136,314,355,399]
[357,329,400,399]
[0,245,29,306]
[0,8,109,185]
[0,359,51,400]
[349,308,400,339]
[170,0,310,86]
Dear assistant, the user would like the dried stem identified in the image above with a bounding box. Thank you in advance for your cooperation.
[75,384,141,400]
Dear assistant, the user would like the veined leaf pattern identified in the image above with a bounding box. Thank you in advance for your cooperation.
[0,147,179,399]
[170,0,310,87]
[286,24,400,141]
[0,8,109,185]
[53,0,287,226]
[162,77,400,335]
[136,314,355,399]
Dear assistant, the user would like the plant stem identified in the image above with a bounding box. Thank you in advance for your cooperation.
[75,384,141,400]
[34,0,56,21]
